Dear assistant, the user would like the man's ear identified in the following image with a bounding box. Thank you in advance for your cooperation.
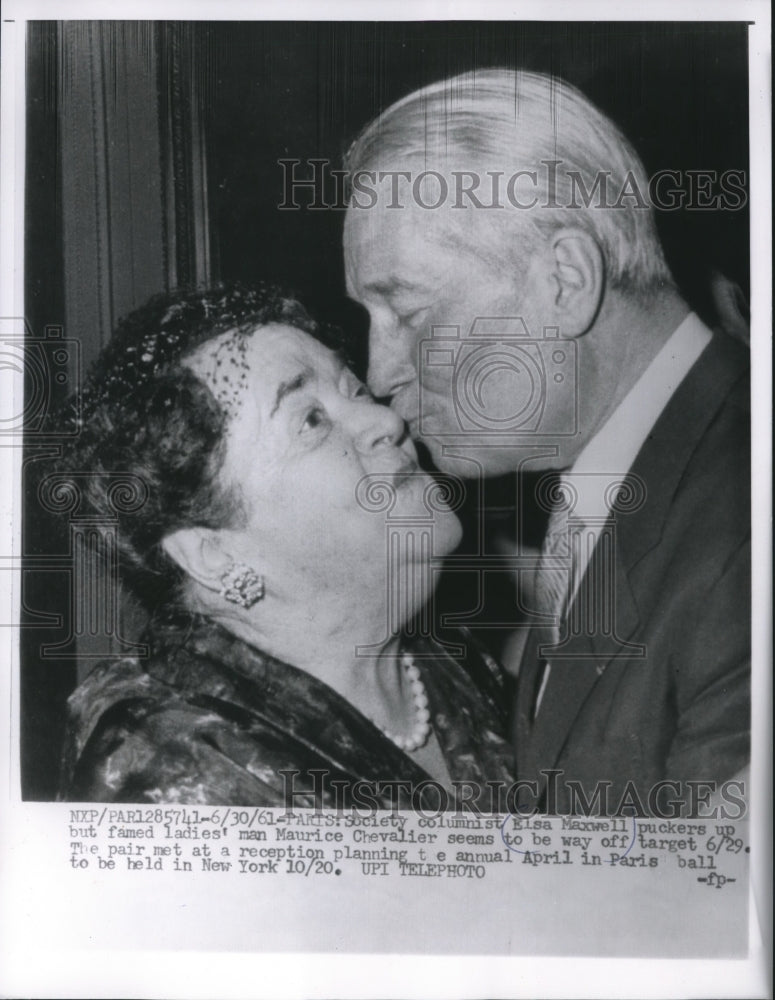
[161,527,233,595]
[548,228,605,337]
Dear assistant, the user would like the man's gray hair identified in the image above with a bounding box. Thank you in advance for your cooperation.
[345,69,674,298]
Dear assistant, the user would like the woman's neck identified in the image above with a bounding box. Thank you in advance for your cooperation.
[208,596,420,739]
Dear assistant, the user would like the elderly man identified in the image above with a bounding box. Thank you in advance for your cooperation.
[343,69,750,814]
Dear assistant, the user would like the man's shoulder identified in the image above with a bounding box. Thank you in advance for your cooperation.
[619,333,749,598]
[669,348,749,524]
[635,332,749,503]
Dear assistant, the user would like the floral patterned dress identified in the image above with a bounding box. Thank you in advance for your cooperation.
[59,613,515,809]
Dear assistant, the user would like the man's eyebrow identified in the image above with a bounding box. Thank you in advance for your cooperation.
[270,370,310,418]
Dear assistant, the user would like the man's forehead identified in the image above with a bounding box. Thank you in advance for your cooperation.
[344,206,452,288]
[345,197,428,242]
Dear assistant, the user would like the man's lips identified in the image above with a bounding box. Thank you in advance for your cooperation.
[393,397,435,437]
[394,407,421,436]
[391,390,419,429]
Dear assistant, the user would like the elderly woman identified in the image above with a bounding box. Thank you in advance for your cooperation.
[57,284,514,808]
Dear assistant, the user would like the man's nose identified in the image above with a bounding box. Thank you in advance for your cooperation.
[355,398,406,452]
[366,320,418,401]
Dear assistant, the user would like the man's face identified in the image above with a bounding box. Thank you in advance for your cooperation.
[344,201,579,477]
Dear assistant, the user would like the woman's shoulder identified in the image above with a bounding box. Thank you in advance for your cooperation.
[63,657,166,760]
[59,654,287,806]
[60,656,188,798]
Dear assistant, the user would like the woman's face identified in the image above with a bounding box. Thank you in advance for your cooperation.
[188,323,462,608]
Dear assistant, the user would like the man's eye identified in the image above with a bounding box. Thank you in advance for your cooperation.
[398,306,429,329]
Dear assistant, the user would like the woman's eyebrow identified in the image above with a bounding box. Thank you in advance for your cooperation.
[269,370,311,418]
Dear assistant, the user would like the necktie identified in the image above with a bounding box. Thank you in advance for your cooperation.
[535,497,572,642]
[531,486,572,715]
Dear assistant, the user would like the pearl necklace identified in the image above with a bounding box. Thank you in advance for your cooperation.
[381,652,432,752]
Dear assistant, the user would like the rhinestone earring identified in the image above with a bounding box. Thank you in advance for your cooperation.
[219,562,264,608]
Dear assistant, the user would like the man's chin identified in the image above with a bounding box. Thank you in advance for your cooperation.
[421,432,582,478]
[420,436,519,480]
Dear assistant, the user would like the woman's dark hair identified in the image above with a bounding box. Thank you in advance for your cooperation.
[55,282,344,612]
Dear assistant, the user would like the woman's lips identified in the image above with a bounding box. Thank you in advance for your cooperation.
[389,456,425,488]
[402,412,420,434]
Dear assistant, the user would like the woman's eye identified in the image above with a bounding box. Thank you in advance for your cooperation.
[301,406,328,432]
[341,373,371,400]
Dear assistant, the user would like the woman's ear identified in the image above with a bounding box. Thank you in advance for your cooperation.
[547,227,605,337]
[161,527,232,595]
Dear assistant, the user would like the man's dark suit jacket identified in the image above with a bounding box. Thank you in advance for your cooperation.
[511,331,750,814]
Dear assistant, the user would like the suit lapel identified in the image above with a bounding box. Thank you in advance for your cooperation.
[514,331,749,790]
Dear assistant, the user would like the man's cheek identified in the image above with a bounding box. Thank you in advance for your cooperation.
[421,439,472,478]
[418,362,456,398]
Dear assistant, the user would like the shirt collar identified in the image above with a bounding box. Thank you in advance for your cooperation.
[565,311,713,520]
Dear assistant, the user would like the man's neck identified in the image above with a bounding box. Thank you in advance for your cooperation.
[578,289,690,451]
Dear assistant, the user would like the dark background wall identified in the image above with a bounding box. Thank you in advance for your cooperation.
[23,20,750,799]
[202,21,749,332]
[23,22,72,803]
